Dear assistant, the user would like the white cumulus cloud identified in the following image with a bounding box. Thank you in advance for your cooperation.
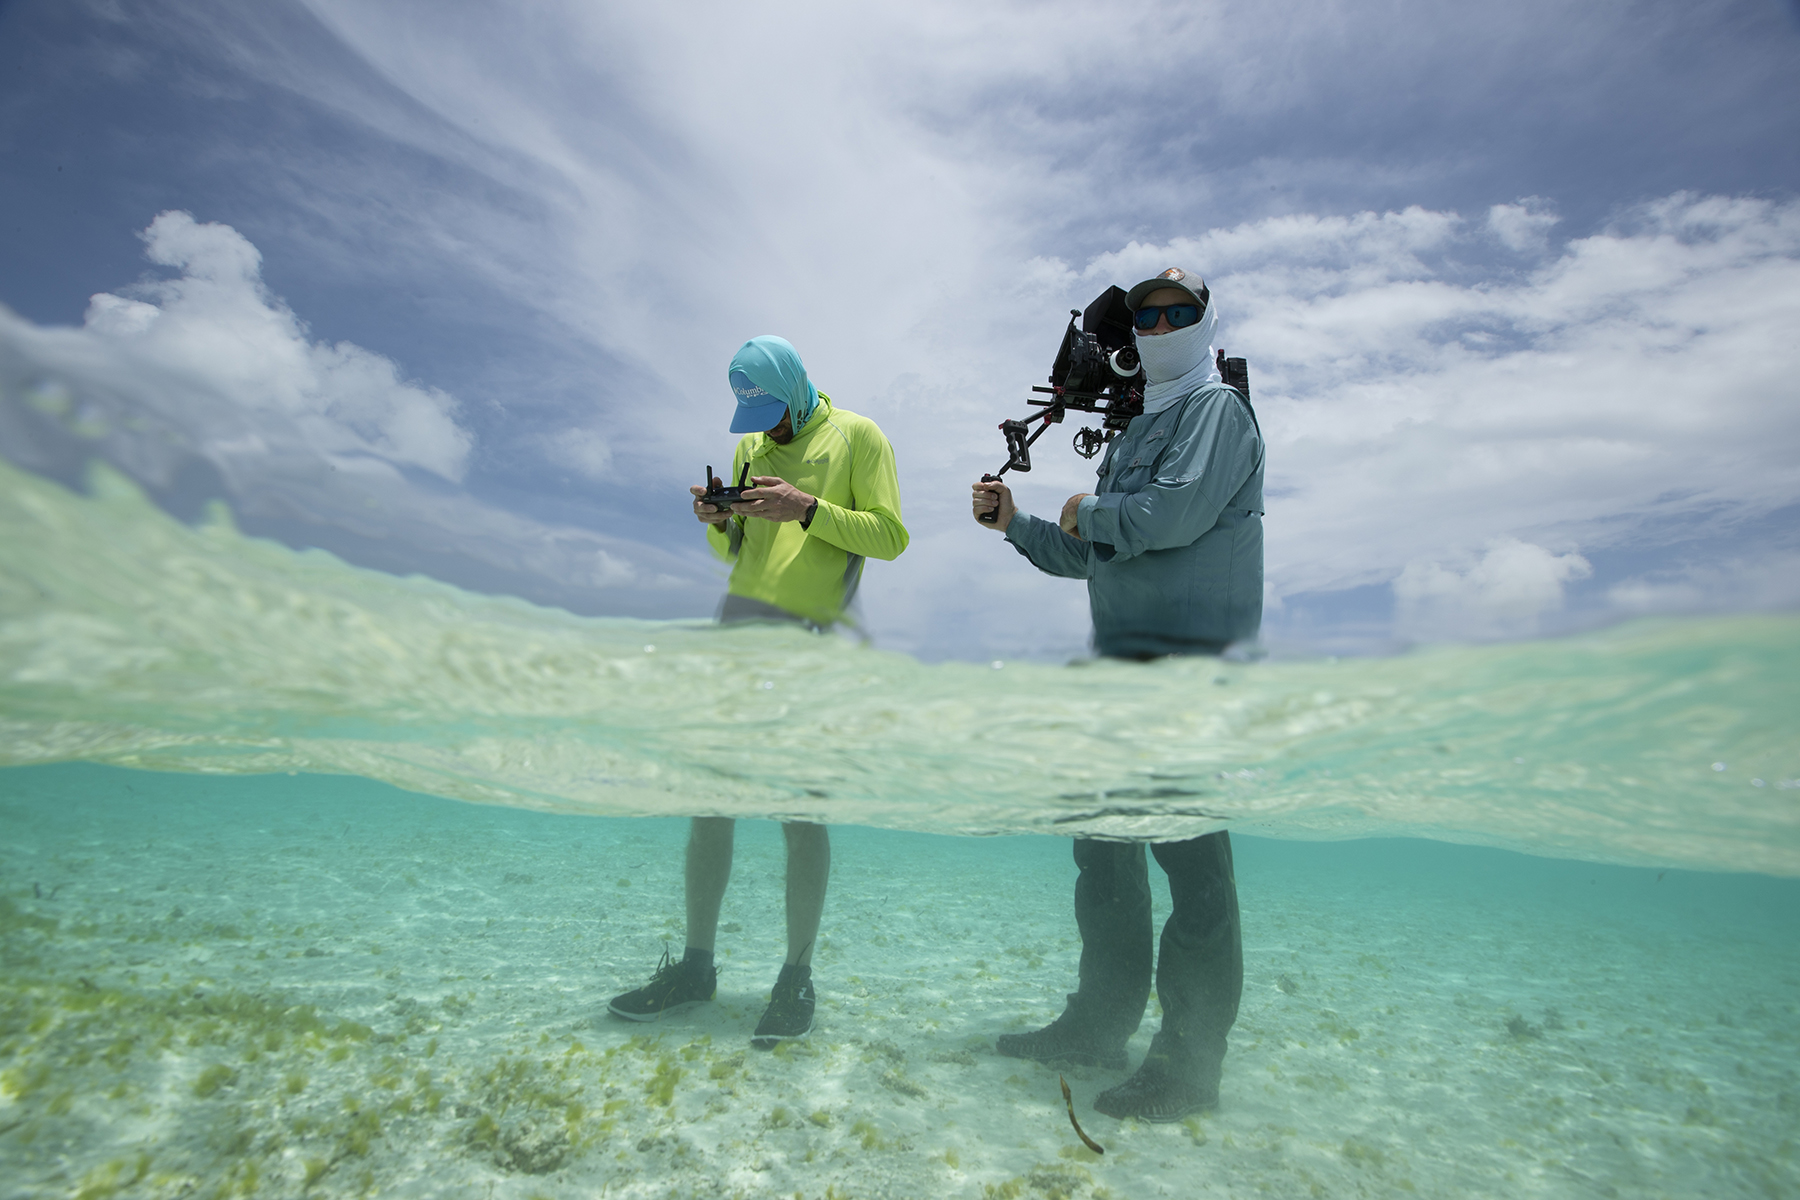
[0,214,718,617]
[1396,538,1593,642]
[85,211,472,481]
[1486,199,1561,254]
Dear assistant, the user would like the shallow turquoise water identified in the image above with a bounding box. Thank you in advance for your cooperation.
[2,764,1796,1198]
[2,461,1800,1196]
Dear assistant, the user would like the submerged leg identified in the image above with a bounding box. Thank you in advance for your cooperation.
[781,821,829,966]
[751,821,827,1049]
[606,817,732,1022]
[684,816,736,952]
[1071,838,1155,1042]
[997,838,1151,1069]
[1095,831,1240,1119]
[1147,830,1242,1082]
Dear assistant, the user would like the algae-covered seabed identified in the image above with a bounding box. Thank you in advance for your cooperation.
[2,765,1796,1199]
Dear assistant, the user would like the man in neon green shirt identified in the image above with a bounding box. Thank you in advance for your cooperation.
[608,335,907,1048]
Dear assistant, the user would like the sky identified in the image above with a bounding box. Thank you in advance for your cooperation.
[2,0,1798,661]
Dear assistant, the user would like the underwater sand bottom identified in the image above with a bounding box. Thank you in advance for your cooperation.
[1,765,1796,1199]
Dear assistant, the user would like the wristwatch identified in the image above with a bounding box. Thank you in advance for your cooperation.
[801,500,818,529]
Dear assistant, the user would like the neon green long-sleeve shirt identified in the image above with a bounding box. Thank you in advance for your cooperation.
[704,396,908,626]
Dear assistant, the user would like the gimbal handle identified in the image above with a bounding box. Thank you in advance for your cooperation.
[977,415,1054,522]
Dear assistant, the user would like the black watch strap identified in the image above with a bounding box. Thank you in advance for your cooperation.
[801,500,819,529]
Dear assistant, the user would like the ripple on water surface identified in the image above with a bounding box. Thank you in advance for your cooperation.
[2,461,1796,873]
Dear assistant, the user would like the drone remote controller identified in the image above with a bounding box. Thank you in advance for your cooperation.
[701,462,753,511]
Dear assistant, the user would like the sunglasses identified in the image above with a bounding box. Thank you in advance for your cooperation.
[1133,302,1203,332]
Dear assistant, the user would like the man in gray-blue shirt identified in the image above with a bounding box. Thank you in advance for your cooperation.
[971,266,1263,1122]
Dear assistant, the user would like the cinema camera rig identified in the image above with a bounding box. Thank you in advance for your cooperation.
[978,285,1249,523]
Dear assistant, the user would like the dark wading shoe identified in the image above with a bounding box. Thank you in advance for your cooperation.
[751,963,815,1050]
[995,1012,1129,1072]
[607,949,717,1022]
[1092,1060,1218,1123]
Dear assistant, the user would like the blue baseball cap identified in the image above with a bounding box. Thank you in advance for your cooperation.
[728,369,788,433]
[727,336,820,434]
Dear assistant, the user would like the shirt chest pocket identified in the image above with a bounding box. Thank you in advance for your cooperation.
[1100,427,1170,492]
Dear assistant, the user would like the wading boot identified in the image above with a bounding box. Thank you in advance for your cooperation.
[996,1010,1129,1072]
[1092,1029,1222,1122]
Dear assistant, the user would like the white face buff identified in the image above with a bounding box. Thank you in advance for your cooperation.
[1134,318,1211,385]
[1132,295,1221,413]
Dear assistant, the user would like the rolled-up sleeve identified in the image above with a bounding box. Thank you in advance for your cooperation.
[1078,395,1261,563]
[1004,512,1094,579]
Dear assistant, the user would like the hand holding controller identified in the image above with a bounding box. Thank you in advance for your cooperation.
[694,462,751,524]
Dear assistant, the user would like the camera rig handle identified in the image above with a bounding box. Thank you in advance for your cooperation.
[977,417,1052,521]
[977,388,1110,521]
[1001,419,1035,473]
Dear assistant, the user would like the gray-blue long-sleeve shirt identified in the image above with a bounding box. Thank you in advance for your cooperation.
[1004,381,1265,658]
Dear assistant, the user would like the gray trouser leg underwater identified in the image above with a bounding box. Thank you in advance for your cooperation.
[1069,838,1154,1047]
[1145,832,1243,1088]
